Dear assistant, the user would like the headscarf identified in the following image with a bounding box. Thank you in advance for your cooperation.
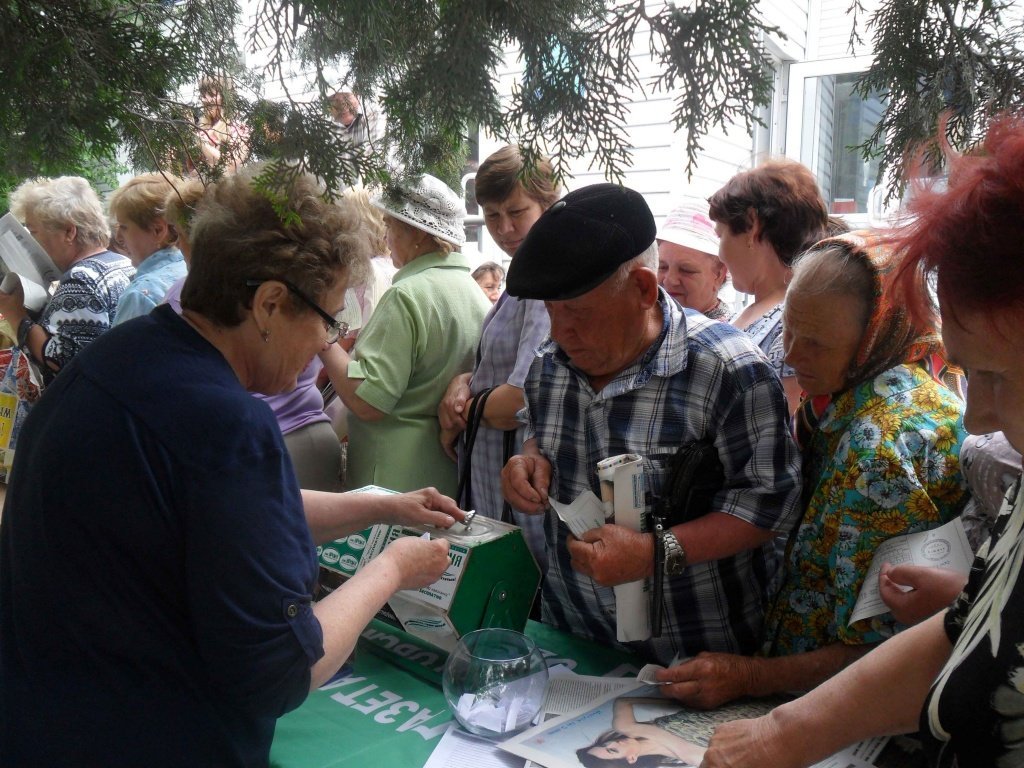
[793,231,960,449]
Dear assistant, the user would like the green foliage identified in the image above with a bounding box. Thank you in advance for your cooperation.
[857,0,1024,199]
[1,0,1022,206]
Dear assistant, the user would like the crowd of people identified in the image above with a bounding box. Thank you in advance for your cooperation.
[1,86,1022,768]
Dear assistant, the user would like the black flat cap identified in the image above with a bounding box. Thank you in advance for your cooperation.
[505,183,657,300]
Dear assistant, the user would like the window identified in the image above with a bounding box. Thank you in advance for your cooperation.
[785,57,886,225]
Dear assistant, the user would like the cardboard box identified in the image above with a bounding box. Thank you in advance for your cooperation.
[317,486,542,682]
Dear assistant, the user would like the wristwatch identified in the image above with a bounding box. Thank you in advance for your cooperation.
[661,528,688,576]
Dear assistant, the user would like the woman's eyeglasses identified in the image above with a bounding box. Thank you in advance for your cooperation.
[245,279,349,344]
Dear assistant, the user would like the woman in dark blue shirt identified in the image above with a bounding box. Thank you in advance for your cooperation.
[0,167,460,767]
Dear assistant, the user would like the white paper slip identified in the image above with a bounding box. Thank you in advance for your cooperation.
[849,517,974,626]
[548,490,609,538]
[636,663,671,685]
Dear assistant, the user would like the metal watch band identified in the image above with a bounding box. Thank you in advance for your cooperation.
[662,529,687,576]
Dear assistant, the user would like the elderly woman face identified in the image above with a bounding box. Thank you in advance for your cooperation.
[942,308,1024,455]
[385,217,428,267]
[657,241,726,315]
[250,276,348,395]
[783,290,865,396]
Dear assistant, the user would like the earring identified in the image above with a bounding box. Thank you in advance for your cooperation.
[261,329,270,343]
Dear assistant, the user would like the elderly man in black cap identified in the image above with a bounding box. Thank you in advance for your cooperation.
[501,183,801,665]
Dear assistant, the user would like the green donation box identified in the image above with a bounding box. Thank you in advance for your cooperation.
[317,486,542,683]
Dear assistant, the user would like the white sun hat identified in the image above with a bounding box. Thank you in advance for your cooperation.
[657,196,720,259]
[372,174,467,246]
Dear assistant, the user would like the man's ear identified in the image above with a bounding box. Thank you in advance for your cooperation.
[631,266,660,308]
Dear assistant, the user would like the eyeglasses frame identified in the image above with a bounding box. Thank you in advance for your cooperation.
[245,278,349,344]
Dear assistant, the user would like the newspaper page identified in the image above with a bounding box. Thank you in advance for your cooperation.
[0,213,61,290]
[499,684,903,768]
[849,517,973,625]
[596,454,650,642]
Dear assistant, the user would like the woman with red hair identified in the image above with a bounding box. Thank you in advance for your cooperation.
[700,115,1024,768]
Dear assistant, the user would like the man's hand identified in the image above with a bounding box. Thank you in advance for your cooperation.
[501,453,551,514]
[657,652,757,710]
[381,536,452,591]
[567,524,654,586]
[879,563,967,626]
[375,487,466,529]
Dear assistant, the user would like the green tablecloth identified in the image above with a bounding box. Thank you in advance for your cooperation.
[270,621,640,768]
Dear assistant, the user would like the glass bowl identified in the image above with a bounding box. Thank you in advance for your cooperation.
[441,628,549,739]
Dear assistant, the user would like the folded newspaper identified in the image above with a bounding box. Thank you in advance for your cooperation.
[0,212,60,314]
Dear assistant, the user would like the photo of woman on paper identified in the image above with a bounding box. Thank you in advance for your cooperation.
[500,685,783,768]
[576,696,706,767]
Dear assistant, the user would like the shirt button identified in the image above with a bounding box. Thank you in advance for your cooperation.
[286,603,299,618]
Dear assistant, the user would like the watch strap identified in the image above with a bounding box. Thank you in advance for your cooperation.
[652,516,665,638]
[663,528,688,576]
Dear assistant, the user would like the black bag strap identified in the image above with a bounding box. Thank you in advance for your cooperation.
[455,386,497,510]
[500,427,517,523]
[650,438,725,637]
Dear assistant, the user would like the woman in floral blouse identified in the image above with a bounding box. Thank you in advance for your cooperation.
[652,232,968,708]
[700,114,1024,768]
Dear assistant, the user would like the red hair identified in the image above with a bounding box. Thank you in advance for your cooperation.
[892,115,1024,330]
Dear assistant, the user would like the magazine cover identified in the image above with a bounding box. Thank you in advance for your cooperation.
[501,683,781,768]
[500,683,919,768]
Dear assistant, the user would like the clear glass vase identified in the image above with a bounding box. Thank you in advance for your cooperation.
[442,628,549,739]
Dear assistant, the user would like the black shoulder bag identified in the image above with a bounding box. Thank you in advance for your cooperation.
[651,438,725,637]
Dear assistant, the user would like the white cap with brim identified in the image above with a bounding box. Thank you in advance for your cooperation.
[657,198,720,259]
[372,174,467,246]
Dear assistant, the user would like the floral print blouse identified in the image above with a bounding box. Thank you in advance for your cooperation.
[764,362,969,655]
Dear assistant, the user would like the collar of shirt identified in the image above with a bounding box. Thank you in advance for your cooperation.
[392,250,471,284]
[536,287,691,398]
[135,246,183,278]
[815,362,923,435]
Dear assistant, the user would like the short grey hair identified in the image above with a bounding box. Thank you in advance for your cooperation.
[9,176,110,250]
[610,240,659,290]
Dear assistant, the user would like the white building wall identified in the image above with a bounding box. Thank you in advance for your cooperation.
[476,0,814,263]
[807,0,877,60]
